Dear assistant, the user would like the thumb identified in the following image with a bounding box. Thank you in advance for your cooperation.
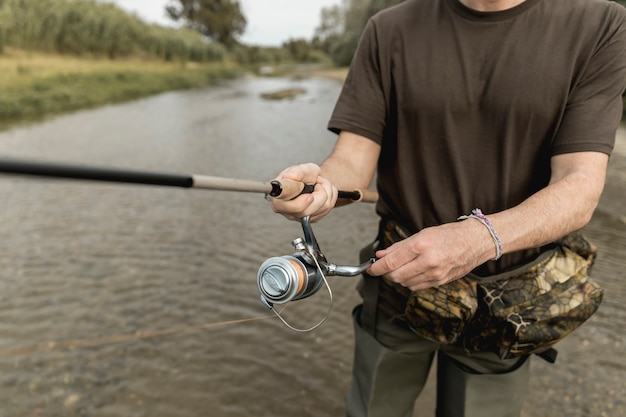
[278,163,321,184]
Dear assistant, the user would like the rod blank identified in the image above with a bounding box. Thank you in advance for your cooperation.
[0,158,193,188]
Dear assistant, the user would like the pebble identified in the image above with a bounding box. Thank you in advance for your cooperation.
[63,394,80,408]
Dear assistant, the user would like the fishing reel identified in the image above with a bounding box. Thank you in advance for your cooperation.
[257,216,376,332]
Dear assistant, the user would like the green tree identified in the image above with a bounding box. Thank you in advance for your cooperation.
[283,38,311,62]
[315,0,405,66]
[165,0,246,47]
[366,0,405,16]
[312,5,343,54]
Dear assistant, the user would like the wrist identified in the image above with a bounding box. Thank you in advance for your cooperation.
[458,209,503,262]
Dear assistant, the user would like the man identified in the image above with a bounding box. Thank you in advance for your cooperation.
[271,0,626,416]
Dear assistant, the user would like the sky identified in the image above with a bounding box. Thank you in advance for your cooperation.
[104,0,341,46]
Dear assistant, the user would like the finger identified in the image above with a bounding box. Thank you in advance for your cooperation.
[315,176,338,207]
[271,193,315,217]
[309,193,336,222]
[271,182,332,220]
[382,258,429,286]
[301,182,334,218]
[367,243,416,277]
[270,164,320,218]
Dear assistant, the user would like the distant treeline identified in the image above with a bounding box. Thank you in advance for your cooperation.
[0,0,227,62]
[313,0,405,67]
[314,0,626,67]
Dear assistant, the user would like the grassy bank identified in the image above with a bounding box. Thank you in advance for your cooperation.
[0,48,241,127]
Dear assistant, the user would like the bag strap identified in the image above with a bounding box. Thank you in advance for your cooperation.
[536,348,558,364]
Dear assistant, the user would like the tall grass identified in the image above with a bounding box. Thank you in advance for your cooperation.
[0,68,237,121]
[0,0,245,126]
[0,48,240,124]
[0,0,226,62]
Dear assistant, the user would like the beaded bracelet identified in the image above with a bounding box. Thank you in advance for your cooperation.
[458,208,503,261]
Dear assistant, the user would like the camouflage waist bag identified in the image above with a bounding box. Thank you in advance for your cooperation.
[379,220,603,361]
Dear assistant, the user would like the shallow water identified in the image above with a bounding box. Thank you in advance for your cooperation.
[0,77,623,417]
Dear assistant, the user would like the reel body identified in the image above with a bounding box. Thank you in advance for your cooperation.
[256,216,375,331]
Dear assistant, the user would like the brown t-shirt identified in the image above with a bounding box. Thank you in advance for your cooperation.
[328,0,626,272]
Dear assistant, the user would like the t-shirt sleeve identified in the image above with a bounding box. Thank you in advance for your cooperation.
[552,3,626,156]
[327,19,387,144]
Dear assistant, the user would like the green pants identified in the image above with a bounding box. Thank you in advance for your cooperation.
[346,305,530,417]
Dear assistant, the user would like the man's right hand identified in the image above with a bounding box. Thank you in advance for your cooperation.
[270,163,338,222]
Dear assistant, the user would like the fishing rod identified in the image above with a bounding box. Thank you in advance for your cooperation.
[0,158,379,202]
[0,157,379,331]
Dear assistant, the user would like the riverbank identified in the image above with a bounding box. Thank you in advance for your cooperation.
[0,48,241,129]
[310,67,349,83]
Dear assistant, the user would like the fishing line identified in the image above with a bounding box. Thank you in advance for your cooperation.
[0,309,287,359]
[267,245,334,332]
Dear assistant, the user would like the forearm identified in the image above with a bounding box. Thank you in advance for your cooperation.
[482,152,608,259]
[320,131,379,191]
[368,152,609,290]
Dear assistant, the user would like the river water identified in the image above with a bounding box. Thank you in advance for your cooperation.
[0,76,623,417]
